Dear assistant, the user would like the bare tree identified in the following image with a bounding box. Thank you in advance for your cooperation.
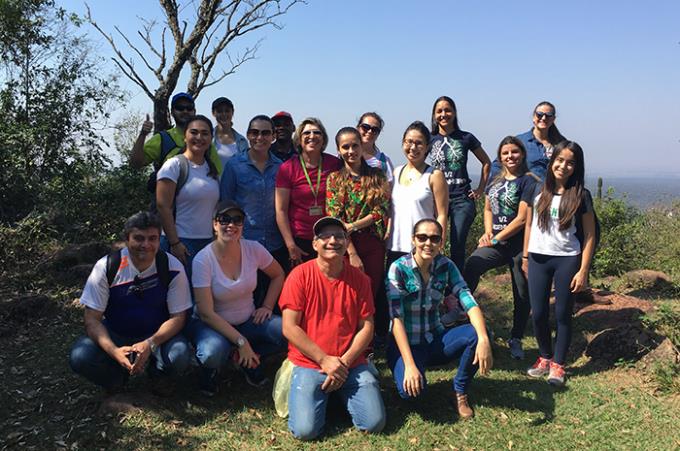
[86,0,303,132]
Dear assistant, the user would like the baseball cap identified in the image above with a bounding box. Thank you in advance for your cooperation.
[313,217,346,236]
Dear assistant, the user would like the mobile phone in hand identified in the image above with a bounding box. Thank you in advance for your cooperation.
[128,351,138,365]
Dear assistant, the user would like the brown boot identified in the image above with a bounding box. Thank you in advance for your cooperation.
[455,393,474,419]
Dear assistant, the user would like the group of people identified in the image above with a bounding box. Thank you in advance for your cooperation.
[68,92,596,440]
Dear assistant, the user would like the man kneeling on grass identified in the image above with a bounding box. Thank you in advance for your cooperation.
[280,217,386,440]
[69,212,192,395]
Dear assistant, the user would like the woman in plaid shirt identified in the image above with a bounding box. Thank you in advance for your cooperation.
[386,218,493,419]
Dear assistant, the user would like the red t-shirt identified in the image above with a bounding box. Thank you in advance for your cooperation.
[275,153,342,240]
[278,259,375,369]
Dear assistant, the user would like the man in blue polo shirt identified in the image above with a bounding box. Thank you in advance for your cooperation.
[69,212,192,393]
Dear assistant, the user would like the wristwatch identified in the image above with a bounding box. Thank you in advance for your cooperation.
[236,336,246,348]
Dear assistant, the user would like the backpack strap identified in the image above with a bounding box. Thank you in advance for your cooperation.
[105,248,122,287]
[158,130,180,169]
[174,154,190,194]
[155,251,171,289]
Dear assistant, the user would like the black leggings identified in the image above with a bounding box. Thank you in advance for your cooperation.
[528,253,580,365]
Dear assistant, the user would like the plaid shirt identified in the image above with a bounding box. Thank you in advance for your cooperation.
[387,253,478,345]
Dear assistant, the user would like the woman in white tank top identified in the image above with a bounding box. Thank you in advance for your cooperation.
[387,121,449,266]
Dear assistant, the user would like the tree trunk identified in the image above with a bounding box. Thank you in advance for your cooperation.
[153,97,171,133]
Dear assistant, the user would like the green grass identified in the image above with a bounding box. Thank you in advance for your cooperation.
[1,277,679,450]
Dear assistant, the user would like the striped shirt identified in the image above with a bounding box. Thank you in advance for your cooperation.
[387,253,478,345]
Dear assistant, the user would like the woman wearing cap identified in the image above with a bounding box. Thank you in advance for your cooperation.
[387,218,492,419]
[326,127,390,335]
[156,115,220,279]
[188,200,286,395]
[275,117,343,267]
[357,112,395,185]
[212,97,248,168]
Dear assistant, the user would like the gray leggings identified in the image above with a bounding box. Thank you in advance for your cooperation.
[463,235,530,339]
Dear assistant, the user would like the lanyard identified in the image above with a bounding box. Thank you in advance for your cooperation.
[299,154,323,205]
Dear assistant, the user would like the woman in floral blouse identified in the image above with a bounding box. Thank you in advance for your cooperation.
[326,126,390,316]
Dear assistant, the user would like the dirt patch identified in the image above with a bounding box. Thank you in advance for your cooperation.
[585,324,661,364]
[0,294,59,337]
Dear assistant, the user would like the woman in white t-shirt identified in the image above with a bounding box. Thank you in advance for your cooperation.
[356,112,395,185]
[156,115,220,279]
[188,200,286,396]
[521,141,596,387]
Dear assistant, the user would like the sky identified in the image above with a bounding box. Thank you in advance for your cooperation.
[61,0,680,178]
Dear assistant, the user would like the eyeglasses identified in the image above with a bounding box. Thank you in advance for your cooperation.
[535,111,555,119]
[173,104,195,112]
[247,129,273,138]
[358,123,381,134]
[216,214,244,226]
[301,130,323,137]
[404,139,426,148]
[414,234,442,244]
[315,231,347,241]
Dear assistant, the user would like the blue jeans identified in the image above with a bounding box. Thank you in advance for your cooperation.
[185,315,286,372]
[288,363,386,441]
[69,326,191,389]
[387,324,478,396]
[449,195,476,273]
[160,236,212,283]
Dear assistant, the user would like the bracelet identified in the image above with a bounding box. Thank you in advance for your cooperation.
[263,305,273,311]
[170,241,181,247]
[522,256,529,260]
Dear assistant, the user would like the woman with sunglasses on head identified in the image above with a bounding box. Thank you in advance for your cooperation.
[522,141,595,387]
[275,118,343,268]
[156,115,220,280]
[357,112,395,184]
[187,200,286,396]
[462,136,539,360]
[211,97,248,168]
[326,127,391,337]
[221,115,288,305]
[490,101,567,181]
[430,96,491,273]
[387,121,448,270]
[387,218,492,419]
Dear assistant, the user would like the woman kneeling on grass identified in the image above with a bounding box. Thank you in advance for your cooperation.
[386,218,493,419]
[522,141,596,387]
[187,200,286,396]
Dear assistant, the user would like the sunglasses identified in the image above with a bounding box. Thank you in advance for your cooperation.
[535,111,555,119]
[173,104,195,112]
[404,139,426,148]
[414,234,442,244]
[358,123,381,134]
[315,231,347,241]
[216,214,244,226]
[247,129,273,138]
[301,130,323,137]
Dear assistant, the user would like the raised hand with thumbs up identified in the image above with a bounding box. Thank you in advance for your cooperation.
[140,113,153,136]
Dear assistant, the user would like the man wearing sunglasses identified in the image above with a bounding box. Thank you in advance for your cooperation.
[129,92,222,173]
[69,212,192,396]
[280,217,386,440]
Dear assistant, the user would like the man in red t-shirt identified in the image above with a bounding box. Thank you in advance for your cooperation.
[280,217,386,440]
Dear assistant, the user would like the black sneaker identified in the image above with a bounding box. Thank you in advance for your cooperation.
[199,368,219,397]
[242,367,269,388]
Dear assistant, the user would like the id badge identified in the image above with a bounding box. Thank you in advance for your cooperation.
[309,205,323,216]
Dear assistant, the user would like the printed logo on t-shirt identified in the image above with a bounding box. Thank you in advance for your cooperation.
[432,137,464,172]
[550,206,559,219]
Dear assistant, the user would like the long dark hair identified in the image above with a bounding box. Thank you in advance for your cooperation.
[430,95,459,135]
[184,115,218,180]
[535,141,585,231]
[490,136,532,186]
[403,121,432,156]
[333,127,389,209]
[534,101,566,145]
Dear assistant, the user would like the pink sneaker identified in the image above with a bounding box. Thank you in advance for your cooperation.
[526,357,551,378]
[548,362,566,387]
